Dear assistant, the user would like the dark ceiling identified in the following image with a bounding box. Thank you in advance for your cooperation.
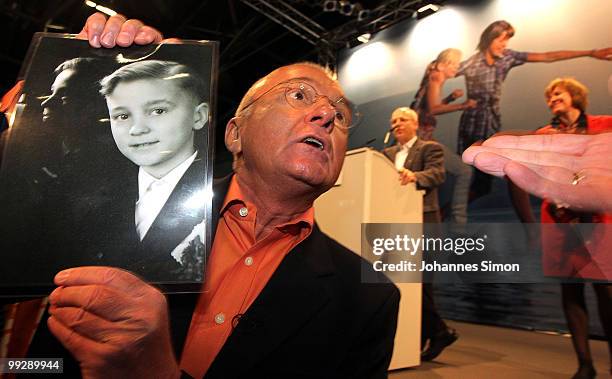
[0,0,450,168]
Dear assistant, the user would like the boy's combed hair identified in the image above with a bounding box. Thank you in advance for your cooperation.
[99,60,208,103]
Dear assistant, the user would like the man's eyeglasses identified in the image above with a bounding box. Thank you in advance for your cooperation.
[238,80,362,130]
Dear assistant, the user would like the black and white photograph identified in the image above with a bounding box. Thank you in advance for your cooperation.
[0,34,217,295]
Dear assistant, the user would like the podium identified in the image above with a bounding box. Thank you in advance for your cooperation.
[314,147,423,370]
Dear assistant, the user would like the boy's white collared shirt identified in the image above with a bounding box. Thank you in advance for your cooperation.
[135,151,198,240]
[394,136,417,171]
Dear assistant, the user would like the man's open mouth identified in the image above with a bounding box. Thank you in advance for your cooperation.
[302,137,324,151]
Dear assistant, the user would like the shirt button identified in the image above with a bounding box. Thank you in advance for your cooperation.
[214,313,225,324]
[239,207,248,217]
[244,256,254,266]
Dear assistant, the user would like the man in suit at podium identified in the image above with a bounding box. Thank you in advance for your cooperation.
[383,107,445,223]
[383,107,458,362]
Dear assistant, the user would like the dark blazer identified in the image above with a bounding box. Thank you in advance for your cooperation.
[205,226,400,379]
[383,139,445,212]
[202,175,401,379]
[21,155,208,286]
[89,155,209,282]
[27,175,400,379]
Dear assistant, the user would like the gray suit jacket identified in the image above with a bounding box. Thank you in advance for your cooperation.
[383,138,445,212]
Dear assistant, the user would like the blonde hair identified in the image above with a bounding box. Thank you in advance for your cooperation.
[436,48,462,66]
[544,77,589,112]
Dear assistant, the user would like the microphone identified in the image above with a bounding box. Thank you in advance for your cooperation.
[353,138,377,150]
[363,137,376,147]
[383,126,397,146]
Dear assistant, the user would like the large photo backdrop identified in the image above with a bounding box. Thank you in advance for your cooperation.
[335,0,612,338]
[339,0,611,151]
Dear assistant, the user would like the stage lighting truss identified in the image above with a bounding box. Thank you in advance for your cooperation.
[321,1,366,18]
[357,8,370,21]
[240,0,328,46]
[325,0,428,46]
[338,1,355,16]
[240,0,444,71]
[323,0,338,12]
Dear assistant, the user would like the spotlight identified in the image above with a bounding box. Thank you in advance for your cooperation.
[339,1,355,16]
[416,3,440,19]
[84,0,117,16]
[357,9,370,21]
[323,0,338,12]
[417,3,440,13]
[356,33,371,44]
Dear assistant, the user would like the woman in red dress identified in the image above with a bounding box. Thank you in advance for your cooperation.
[537,77,612,379]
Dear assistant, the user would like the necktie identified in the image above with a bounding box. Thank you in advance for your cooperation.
[135,179,170,240]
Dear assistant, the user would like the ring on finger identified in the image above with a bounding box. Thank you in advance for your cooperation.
[571,171,586,186]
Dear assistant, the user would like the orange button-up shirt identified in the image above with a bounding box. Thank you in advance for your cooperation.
[180,176,314,378]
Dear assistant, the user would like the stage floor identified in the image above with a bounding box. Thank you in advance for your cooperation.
[390,320,610,378]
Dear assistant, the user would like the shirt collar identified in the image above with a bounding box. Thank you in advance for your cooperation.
[221,175,315,230]
[475,51,490,65]
[138,151,198,198]
[400,136,418,151]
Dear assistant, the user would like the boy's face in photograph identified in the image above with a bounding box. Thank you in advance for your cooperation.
[106,78,208,178]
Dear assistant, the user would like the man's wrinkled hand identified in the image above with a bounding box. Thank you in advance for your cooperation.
[48,267,180,379]
[76,12,164,48]
[462,132,612,213]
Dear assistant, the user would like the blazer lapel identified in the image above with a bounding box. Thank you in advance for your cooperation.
[404,138,422,171]
[385,144,400,161]
[139,158,207,258]
[206,225,335,378]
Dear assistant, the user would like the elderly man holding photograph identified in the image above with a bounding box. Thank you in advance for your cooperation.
[14,12,401,379]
